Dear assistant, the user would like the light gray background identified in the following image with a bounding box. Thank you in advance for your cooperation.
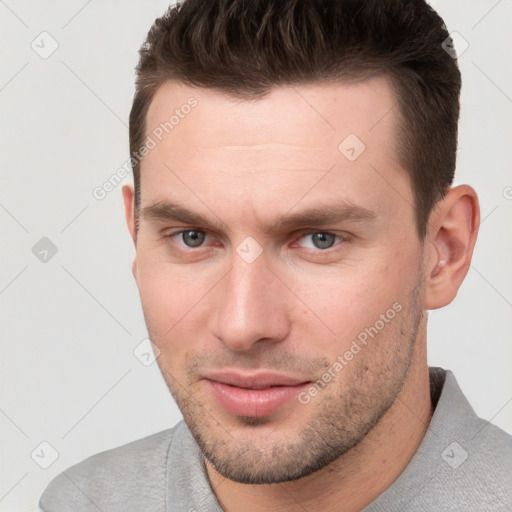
[1,1,511,510]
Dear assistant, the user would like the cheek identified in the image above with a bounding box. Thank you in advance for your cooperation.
[137,267,174,324]
[137,271,196,378]
[135,255,194,339]
[137,243,194,300]
[134,252,219,362]
[290,252,416,350]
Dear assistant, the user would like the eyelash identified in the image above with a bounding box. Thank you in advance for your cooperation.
[162,229,349,252]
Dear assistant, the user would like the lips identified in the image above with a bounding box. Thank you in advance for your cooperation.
[204,371,310,417]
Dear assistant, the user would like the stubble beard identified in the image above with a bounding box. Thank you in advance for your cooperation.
[157,284,425,485]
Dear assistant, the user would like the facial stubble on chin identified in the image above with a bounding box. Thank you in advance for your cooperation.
[156,282,425,485]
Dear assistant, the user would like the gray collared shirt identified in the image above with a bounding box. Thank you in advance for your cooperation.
[39,367,512,511]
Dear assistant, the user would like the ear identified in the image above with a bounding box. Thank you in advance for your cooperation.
[122,184,138,279]
[423,185,480,310]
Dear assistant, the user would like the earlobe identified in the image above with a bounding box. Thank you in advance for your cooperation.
[424,185,480,310]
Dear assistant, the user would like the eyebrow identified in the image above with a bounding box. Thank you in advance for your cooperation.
[141,200,378,234]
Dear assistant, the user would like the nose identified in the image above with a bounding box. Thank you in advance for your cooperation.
[208,249,291,352]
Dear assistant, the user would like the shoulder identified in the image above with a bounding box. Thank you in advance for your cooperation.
[456,407,512,489]
[38,423,182,512]
[367,369,512,511]
[436,368,512,472]
[426,369,512,507]
[423,409,512,510]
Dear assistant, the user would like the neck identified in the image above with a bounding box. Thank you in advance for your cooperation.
[206,321,433,512]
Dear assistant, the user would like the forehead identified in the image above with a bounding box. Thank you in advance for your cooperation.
[145,76,400,159]
[140,77,413,232]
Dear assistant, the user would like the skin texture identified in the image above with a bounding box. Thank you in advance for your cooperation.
[122,77,480,512]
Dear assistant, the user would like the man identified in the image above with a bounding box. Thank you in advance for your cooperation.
[39,0,512,510]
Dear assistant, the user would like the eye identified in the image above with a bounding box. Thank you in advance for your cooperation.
[171,229,207,248]
[296,232,342,250]
[164,229,347,253]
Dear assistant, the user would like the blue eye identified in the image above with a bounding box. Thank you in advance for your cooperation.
[165,229,345,254]
[297,232,340,250]
[178,230,206,247]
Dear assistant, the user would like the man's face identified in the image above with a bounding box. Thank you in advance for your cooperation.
[127,77,428,484]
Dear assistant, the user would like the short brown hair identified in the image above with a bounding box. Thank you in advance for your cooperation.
[129,0,461,240]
